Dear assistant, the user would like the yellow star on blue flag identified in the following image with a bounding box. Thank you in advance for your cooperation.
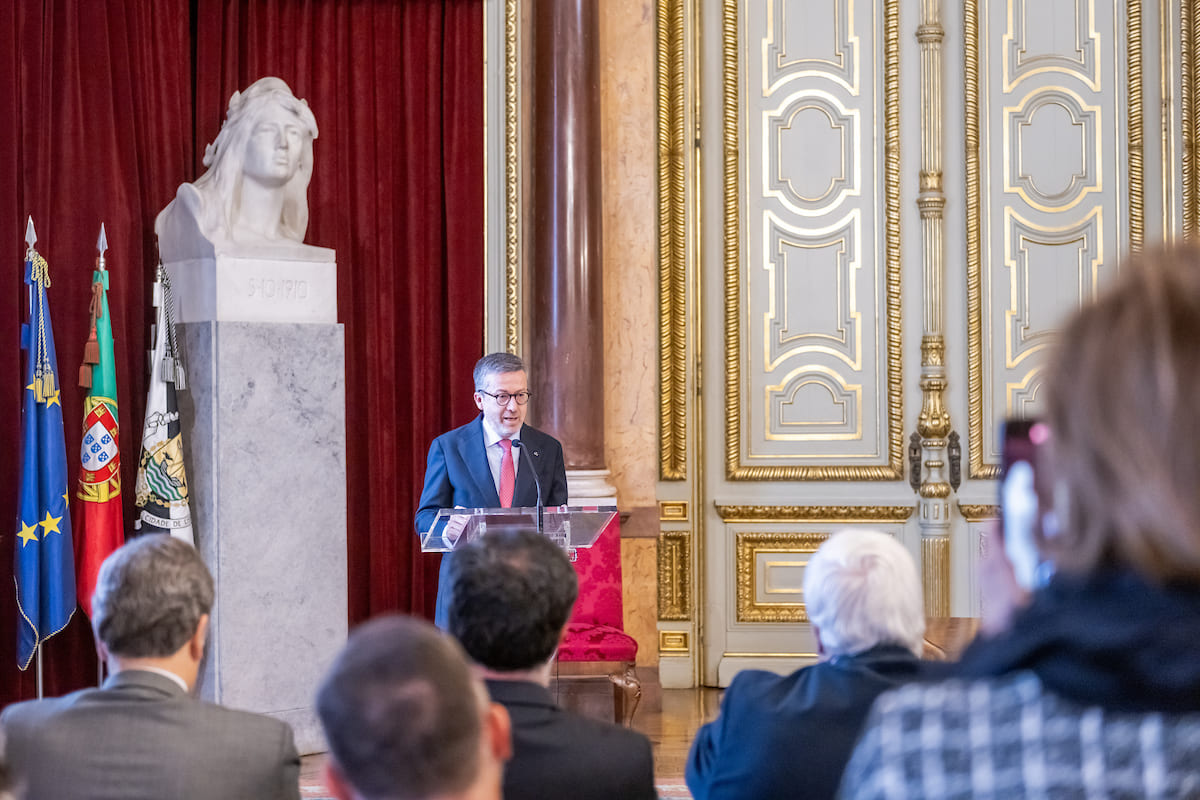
[14,245,76,670]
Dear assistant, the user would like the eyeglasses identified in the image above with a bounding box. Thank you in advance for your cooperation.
[479,389,533,406]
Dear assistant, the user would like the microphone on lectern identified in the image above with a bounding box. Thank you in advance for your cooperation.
[511,439,544,534]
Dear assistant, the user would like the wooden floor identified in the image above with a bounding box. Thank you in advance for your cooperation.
[299,686,723,799]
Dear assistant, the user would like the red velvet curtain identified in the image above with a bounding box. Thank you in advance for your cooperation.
[0,0,193,704]
[0,0,483,706]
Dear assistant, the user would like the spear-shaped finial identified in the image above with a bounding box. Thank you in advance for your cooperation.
[25,216,37,255]
[97,223,108,271]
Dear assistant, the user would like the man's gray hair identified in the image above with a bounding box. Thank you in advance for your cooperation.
[92,535,214,658]
[803,529,925,658]
[473,352,526,390]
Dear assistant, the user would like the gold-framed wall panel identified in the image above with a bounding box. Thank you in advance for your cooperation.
[658,0,689,480]
[658,530,692,620]
[734,531,829,624]
[965,0,1144,479]
[723,0,904,482]
[728,506,913,623]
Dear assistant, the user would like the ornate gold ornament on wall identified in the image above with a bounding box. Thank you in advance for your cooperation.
[657,0,688,480]
[917,366,951,440]
[716,504,914,524]
[659,501,689,522]
[657,530,692,621]
[504,0,520,354]
[722,0,904,482]
[1186,0,1200,240]
[659,630,690,655]
[958,503,999,522]
[735,531,830,623]
[922,536,950,617]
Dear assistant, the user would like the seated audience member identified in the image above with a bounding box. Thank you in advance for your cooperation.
[1,536,299,800]
[686,528,928,800]
[841,244,1200,799]
[447,528,657,800]
[315,615,511,800]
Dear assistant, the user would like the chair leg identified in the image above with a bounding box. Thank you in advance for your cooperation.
[608,663,642,726]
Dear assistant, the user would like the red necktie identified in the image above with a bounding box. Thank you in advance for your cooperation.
[498,439,515,507]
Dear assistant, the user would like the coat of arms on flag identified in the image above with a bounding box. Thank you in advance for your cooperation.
[134,264,193,544]
[74,225,125,618]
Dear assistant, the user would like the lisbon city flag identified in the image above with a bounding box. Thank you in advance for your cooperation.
[134,265,193,544]
[14,220,77,669]
[73,226,124,619]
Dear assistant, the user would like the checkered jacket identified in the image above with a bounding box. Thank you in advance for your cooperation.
[839,671,1200,799]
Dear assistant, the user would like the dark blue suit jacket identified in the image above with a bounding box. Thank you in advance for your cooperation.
[415,415,568,625]
[485,679,656,800]
[686,645,930,800]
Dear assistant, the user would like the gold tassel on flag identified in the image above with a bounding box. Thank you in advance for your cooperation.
[78,275,103,389]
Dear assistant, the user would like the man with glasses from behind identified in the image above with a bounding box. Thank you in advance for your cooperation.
[416,352,568,627]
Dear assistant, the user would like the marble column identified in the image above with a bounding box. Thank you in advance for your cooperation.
[168,254,347,756]
[528,0,615,501]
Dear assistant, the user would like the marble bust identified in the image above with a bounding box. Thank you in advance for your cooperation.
[156,77,331,262]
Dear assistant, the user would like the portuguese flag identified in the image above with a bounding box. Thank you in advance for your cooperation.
[74,237,125,618]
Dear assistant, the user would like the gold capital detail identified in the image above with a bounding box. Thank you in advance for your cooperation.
[958,503,999,522]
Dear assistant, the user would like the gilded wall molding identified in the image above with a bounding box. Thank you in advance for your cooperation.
[716,504,914,523]
[922,536,950,616]
[735,531,829,623]
[964,0,990,479]
[657,530,692,621]
[964,0,1143,478]
[957,503,999,522]
[659,500,689,521]
[722,0,903,482]
[504,0,520,353]
[659,630,690,654]
[1186,0,1200,240]
[1126,0,1143,253]
[657,0,688,480]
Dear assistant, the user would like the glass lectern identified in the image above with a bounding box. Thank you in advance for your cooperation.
[420,505,618,560]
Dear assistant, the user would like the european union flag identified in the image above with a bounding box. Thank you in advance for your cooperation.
[14,242,76,669]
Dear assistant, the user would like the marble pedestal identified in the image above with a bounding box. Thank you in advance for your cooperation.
[177,319,347,756]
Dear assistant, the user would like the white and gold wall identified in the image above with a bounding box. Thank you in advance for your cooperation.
[650,0,1200,688]
[480,0,1200,689]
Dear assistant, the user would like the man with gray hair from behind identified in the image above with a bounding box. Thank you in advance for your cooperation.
[686,528,930,800]
[1,536,300,800]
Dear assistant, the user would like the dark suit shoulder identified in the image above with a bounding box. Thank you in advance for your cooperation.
[438,416,484,443]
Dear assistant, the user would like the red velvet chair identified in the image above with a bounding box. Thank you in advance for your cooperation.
[555,514,642,725]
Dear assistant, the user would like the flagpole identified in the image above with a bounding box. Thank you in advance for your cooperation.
[28,217,44,701]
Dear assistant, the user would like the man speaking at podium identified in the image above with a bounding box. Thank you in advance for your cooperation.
[416,353,569,626]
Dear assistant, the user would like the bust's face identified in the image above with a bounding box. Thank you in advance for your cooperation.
[243,104,304,185]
